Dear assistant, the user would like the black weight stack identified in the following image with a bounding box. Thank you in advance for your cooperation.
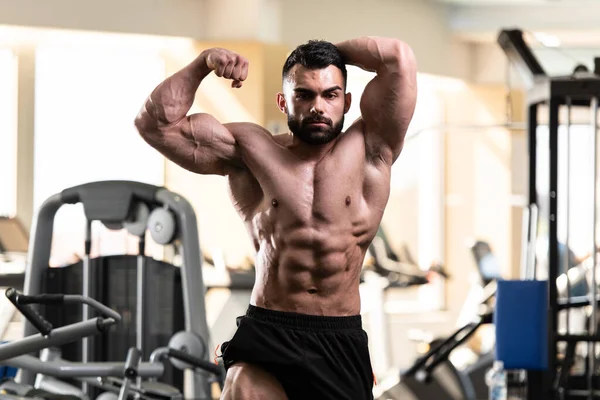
[40,255,185,394]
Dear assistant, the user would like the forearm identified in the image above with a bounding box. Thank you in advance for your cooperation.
[140,52,212,129]
[336,36,408,73]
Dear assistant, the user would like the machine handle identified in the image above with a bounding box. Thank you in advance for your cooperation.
[5,288,53,336]
[14,293,65,306]
[123,347,142,379]
[168,348,222,376]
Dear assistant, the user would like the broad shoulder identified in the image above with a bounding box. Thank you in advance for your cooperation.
[224,122,287,156]
[272,132,293,147]
[225,121,274,140]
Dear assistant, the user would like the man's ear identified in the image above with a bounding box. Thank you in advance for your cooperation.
[344,92,352,114]
[277,93,287,114]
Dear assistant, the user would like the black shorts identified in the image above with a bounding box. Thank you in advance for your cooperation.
[219,305,375,400]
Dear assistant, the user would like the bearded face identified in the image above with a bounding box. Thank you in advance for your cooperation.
[278,64,351,145]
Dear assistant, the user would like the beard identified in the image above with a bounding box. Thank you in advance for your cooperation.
[287,114,345,145]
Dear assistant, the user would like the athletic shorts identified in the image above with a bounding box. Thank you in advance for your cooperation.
[218,305,375,400]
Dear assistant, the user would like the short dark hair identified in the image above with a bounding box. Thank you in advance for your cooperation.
[282,40,347,87]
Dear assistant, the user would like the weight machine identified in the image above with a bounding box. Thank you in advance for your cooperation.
[498,28,600,400]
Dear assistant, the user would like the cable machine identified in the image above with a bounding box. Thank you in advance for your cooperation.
[498,28,600,400]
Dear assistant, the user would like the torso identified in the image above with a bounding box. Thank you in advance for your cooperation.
[227,121,391,316]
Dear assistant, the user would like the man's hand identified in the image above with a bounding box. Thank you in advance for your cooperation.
[203,48,249,88]
[135,46,256,176]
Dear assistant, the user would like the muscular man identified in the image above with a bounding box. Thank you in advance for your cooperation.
[135,36,417,399]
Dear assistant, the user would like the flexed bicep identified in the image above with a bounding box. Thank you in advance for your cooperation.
[359,43,417,164]
[336,37,417,165]
[134,46,251,175]
[137,111,242,176]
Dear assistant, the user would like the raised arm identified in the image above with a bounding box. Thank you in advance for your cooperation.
[336,37,417,164]
[134,48,250,175]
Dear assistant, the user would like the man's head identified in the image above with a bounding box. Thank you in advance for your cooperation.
[277,40,352,145]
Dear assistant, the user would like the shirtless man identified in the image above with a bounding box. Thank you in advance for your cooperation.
[135,36,417,400]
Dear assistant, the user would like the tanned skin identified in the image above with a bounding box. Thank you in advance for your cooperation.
[135,36,417,399]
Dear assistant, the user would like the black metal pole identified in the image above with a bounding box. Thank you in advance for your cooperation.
[528,103,538,208]
[526,101,546,400]
[548,96,560,399]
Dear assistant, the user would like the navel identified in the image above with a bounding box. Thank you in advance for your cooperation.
[307,289,318,295]
[345,196,351,206]
[271,198,279,208]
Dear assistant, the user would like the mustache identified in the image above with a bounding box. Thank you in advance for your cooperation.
[303,116,332,126]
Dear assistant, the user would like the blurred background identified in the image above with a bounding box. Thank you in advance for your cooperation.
[0,0,599,385]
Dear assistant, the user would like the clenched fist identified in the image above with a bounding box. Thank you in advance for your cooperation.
[203,48,249,88]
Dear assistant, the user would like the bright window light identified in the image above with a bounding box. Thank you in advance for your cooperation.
[533,32,561,48]
[34,41,167,263]
[0,48,17,217]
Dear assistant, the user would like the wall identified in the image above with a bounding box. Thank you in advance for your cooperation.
[0,49,18,218]
[14,46,35,232]
[262,44,290,131]
[0,0,471,80]
[471,40,600,86]
[471,43,511,85]
[0,0,207,39]
[281,0,472,79]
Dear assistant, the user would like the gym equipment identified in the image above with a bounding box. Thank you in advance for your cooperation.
[364,226,449,288]
[19,181,214,399]
[378,310,493,400]
[0,289,224,400]
[6,340,224,400]
[374,301,494,400]
[13,340,225,399]
[0,287,119,399]
[1,288,120,361]
[389,247,600,400]
[470,241,502,286]
[373,274,496,400]
[498,28,600,399]
[495,280,549,370]
[373,241,498,400]
[360,226,450,380]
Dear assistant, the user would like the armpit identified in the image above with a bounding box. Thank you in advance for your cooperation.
[364,127,395,166]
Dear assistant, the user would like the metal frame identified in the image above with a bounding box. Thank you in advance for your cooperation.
[18,181,212,399]
[499,28,600,400]
[525,61,600,400]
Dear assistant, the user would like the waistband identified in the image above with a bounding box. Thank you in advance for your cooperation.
[245,305,363,330]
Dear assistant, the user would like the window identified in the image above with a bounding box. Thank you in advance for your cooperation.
[34,40,167,264]
[0,48,17,217]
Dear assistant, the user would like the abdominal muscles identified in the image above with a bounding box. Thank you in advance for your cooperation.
[251,223,368,316]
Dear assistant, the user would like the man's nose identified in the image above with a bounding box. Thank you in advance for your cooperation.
[310,97,324,114]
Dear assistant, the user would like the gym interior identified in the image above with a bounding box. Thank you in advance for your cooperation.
[0,0,599,399]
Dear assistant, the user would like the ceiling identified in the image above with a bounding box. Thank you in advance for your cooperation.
[435,0,600,48]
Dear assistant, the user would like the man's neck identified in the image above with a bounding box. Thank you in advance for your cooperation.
[289,134,340,161]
